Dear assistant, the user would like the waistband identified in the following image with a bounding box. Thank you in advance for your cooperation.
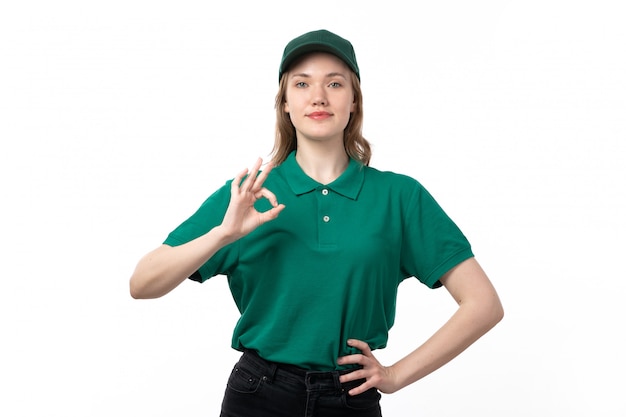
[240,348,360,389]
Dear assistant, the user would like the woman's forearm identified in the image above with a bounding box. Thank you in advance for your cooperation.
[391,287,503,391]
[129,225,234,299]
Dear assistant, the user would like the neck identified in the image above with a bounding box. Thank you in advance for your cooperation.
[295,143,349,185]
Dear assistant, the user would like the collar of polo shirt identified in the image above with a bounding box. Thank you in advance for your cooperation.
[281,151,365,200]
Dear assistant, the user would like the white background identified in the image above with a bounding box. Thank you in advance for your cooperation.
[1,1,624,416]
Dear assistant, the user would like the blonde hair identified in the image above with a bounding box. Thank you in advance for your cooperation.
[270,70,371,166]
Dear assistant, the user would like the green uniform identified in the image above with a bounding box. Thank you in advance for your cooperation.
[164,151,473,370]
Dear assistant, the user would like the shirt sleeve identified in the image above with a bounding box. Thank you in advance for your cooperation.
[163,180,239,282]
[400,180,474,288]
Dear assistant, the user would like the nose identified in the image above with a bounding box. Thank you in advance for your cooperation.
[311,85,327,106]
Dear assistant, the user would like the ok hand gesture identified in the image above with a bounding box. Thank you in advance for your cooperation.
[220,158,285,242]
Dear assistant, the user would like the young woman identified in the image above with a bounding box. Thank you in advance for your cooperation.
[130,29,504,417]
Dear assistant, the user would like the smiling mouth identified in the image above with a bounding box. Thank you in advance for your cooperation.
[308,112,331,120]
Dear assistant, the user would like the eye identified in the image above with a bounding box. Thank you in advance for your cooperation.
[295,81,308,88]
[329,81,342,88]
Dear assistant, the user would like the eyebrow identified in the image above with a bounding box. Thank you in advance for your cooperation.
[290,72,348,80]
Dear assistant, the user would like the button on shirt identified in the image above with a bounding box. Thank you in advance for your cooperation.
[164,151,473,370]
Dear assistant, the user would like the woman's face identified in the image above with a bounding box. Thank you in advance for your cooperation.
[283,52,355,146]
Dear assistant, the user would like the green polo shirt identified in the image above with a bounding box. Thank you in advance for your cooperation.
[164,151,473,370]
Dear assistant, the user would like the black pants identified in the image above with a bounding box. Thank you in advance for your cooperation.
[220,349,382,417]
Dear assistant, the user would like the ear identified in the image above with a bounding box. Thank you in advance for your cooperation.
[350,96,356,112]
[283,101,290,113]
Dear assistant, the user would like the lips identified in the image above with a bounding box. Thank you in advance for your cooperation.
[308,111,332,120]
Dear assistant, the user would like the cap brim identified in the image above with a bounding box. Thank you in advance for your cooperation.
[280,43,358,79]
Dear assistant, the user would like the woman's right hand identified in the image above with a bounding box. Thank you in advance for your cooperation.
[219,158,285,243]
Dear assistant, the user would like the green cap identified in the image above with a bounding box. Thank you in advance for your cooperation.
[279,29,360,82]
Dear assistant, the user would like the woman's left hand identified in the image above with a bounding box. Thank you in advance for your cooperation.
[336,339,399,395]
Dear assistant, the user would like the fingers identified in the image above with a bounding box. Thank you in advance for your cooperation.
[232,167,249,193]
[345,378,375,397]
[347,339,371,355]
[337,339,388,396]
[338,365,376,396]
[255,187,285,224]
[337,339,370,367]
[239,158,263,192]
[229,158,284,228]
[253,161,275,190]
[258,203,286,223]
[236,158,275,193]
[255,187,280,207]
